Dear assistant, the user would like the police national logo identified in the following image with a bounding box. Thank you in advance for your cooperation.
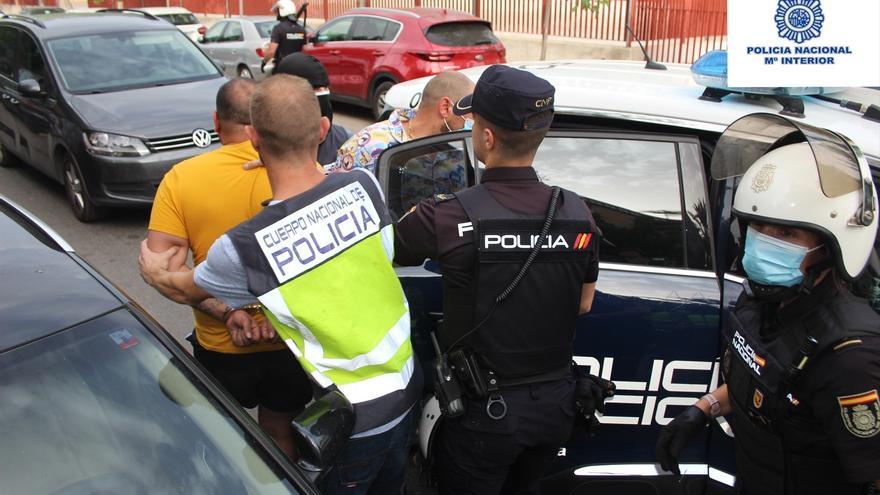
[837,390,880,438]
[775,0,824,44]
[255,182,380,283]
[751,164,776,194]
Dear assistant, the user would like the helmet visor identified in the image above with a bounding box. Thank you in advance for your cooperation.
[710,113,863,198]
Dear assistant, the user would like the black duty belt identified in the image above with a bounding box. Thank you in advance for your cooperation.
[492,365,573,389]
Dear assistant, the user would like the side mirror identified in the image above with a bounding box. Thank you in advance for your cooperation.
[18,79,43,97]
[290,389,354,476]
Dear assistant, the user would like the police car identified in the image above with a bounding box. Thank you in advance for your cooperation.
[379,55,880,494]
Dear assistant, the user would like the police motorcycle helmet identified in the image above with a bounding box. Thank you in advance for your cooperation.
[271,0,298,18]
[711,113,878,294]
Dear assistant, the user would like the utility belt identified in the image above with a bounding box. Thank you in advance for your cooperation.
[433,341,572,420]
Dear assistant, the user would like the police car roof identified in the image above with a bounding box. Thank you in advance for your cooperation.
[1,12,176,39]
[385,60,880,161]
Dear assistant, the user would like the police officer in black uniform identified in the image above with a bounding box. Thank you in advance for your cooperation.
[394,65,602,495]
[263,0,306,73]
[656,114,880,495]
[273,53,352,167]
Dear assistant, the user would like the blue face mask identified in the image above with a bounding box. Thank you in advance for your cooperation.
[741,226,822,288]
[445,116,473,132]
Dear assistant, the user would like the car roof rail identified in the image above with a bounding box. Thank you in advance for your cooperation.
[95,8,159,21]
[0,13,47,28]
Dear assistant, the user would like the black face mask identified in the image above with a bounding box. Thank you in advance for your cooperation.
[316,92,333,123]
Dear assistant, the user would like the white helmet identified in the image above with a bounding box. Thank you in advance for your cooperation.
[272,0,297,18]
[714,113,878,280]
[418,396,442,460]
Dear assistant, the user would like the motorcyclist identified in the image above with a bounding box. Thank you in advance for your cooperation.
[262,0,307,73]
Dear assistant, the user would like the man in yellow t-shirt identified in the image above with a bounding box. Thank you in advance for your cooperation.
[146,78,311,457]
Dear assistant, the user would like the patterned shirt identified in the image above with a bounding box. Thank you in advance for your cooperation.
[329,108,415,174]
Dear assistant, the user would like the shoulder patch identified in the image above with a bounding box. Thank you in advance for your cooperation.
[837,390,880,438]
[433,193,455,203]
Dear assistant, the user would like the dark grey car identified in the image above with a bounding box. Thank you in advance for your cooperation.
[0,11,226,221]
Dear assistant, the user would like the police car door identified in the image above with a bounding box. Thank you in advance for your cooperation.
[376,130,732,495]
[375,132,474,378]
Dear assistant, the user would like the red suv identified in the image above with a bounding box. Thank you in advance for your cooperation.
[304,7,506,118]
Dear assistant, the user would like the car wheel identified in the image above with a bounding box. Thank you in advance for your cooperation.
[63,154,103,222]
[238,65,253,79]
[0,140,17,168]
[371,81,395,121]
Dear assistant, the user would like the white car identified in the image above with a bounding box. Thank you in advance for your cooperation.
[141,7,205,42]
[385,59,879,161]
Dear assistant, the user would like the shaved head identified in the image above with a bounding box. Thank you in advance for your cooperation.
[216,78,256,125]
[250,74,321,161]
[418,71,474,111]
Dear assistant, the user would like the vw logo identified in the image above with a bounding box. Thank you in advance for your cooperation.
[192,128,212,148]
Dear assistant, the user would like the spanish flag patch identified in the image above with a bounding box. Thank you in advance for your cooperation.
[837,390,880,438]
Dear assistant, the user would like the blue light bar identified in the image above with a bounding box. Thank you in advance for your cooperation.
[690,50,842,96]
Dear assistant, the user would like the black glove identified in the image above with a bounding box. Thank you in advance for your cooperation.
[572,371,616,437]
[577,374,616,418]
[655,405,708,475]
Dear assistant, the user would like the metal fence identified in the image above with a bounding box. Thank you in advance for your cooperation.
[31,0,726,63]
[313,0,727,64]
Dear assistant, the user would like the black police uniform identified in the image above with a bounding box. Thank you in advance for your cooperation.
[269,18,306,68]
[722,276,880,495]
[395,167,600,494]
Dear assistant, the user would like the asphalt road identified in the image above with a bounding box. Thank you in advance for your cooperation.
[0,103,374,349]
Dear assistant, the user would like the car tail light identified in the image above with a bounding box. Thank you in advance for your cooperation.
[256,48,264,58]
[410,51,454,62]
[198,26,206,35]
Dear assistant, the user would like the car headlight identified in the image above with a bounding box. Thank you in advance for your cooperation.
[84,132,150,157]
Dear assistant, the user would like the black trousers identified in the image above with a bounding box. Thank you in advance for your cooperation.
[435,376,577,495]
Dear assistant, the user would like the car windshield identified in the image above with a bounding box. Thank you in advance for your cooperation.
[425,22,498,46]
[158,13,200,25]
[0,310,302,494]
[256,20,278,38]
[46,30,219,93]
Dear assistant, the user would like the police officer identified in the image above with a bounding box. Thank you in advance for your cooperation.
[262,0,306,73]
[394,65,601,495]
[273,53,352,167]
[656,114,880,495]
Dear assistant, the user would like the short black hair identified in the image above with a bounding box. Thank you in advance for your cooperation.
[216,78,256,125]
[480,114,549,159]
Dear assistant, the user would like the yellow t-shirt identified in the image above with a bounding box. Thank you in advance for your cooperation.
[149,140,285,354]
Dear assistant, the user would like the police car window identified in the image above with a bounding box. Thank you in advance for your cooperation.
[204,22,226,43]
[0,27,17,80]
[223,22,244,42]
[385,140,470,218]
[351,17,390,41]
[532,137,685,268]
[317,17,353,42]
